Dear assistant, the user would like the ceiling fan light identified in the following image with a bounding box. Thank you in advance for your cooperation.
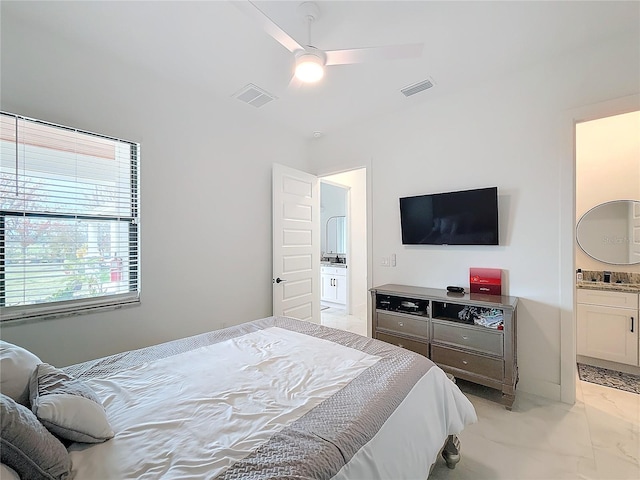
[295,53,324,82]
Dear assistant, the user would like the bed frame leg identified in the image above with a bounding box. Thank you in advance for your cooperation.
[441,434,460,469]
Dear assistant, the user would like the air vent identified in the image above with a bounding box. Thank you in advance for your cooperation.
[233,84,276,108]
[400,78,435,97]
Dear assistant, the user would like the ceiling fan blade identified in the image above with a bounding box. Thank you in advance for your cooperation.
[233,0,305,53]
[325,43,423,66]
[287,73,304,91]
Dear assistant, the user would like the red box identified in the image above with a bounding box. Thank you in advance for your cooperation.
[470,268,502,296]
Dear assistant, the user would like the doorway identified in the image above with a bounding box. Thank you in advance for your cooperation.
[575,110,640,375]
[319,168,367,336]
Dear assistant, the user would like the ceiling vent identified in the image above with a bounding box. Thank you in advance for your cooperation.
[233,84,276,108]
[400,77,435,97]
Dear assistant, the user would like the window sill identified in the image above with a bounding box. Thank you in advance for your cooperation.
[1,297,140,326]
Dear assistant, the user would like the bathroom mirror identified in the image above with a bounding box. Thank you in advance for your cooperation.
[576,200,640,265]
[326,216,346,255]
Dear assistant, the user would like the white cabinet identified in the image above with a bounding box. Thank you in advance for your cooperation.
[577,289,639,366]
[321,266,347,305]
[321,273,334,301]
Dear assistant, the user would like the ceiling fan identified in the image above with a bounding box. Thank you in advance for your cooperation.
[234,1,424,83]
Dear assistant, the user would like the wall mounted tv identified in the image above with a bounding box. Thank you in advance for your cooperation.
[399,187,499,245]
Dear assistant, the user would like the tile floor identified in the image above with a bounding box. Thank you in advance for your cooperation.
[322,310,640,480]
[321,306,367,336]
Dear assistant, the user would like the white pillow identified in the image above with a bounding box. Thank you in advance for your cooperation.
[30,363,114,443]
[0,463,21,480]
[0,341,42,406]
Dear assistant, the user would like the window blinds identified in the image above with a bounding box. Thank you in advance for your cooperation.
[0,112,140,322]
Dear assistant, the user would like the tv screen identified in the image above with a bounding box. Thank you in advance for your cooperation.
[399,187,499,245]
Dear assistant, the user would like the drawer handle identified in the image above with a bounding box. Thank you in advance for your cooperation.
[462,360,468,365]
[632,316,635,333]
[461,335,469,340]
[398,322,404,327]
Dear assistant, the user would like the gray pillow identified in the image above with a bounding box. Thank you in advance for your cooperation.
[0,393,71,480]
[30,363,114,443]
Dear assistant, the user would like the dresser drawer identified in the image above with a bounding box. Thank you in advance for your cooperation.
[377,312,428,339]
[376,332,429,357]
[431,345,503,381]
[577,289,638,309]
[432,322,503,356]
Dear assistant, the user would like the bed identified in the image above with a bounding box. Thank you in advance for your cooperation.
[1,316,476,479]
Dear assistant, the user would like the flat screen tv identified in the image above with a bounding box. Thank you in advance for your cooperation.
[399,187,499,245]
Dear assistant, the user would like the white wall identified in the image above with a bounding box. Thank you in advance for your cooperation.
[310,30,640,400]
[0,13,309,366]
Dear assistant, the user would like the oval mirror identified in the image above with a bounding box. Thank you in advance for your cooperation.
[576,200,640,265]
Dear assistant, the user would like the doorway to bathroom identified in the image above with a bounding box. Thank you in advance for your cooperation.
[319,168,367,337]
[574,109,640,379]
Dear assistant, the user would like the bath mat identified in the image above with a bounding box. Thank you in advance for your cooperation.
[577,363,640,394]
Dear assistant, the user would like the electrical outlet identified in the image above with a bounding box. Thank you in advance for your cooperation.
[390,254,396,267]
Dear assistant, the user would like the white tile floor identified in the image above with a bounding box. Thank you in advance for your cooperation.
[321,310,640,480]
[320,306,367,336]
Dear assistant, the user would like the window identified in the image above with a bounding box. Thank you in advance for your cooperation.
[0,112,140,322]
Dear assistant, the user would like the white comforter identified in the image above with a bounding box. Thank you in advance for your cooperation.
[69,326,477,479]
[69,327,380,479]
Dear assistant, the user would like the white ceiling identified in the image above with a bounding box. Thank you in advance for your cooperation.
[4,1,639,138]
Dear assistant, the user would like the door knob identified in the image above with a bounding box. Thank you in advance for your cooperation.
[273,277,287,284]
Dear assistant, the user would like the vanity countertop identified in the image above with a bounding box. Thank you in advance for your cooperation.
[577,281,640,294]
[321,262,347,268]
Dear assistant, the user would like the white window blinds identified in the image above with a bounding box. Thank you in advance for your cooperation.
[0,112,140,322]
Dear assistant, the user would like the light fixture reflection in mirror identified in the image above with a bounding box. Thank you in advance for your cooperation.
[576,200,640,265]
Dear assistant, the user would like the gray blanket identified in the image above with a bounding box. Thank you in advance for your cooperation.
[65,316,436,479]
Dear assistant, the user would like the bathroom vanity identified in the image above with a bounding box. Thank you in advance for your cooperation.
[321,264,347,306]
[577,276,640,370]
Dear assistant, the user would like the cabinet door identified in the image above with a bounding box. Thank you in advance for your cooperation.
[321,274,335,301]
[577,304,638,366]
[334,275,347,305]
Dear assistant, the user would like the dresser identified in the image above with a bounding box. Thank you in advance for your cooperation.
[370,284,518,409]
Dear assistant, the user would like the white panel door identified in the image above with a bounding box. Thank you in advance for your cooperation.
[273,164,320,323]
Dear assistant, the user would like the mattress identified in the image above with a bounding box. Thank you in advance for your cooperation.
[64,316,476,479]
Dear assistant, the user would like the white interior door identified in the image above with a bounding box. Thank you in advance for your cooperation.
[272,163,320,323]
